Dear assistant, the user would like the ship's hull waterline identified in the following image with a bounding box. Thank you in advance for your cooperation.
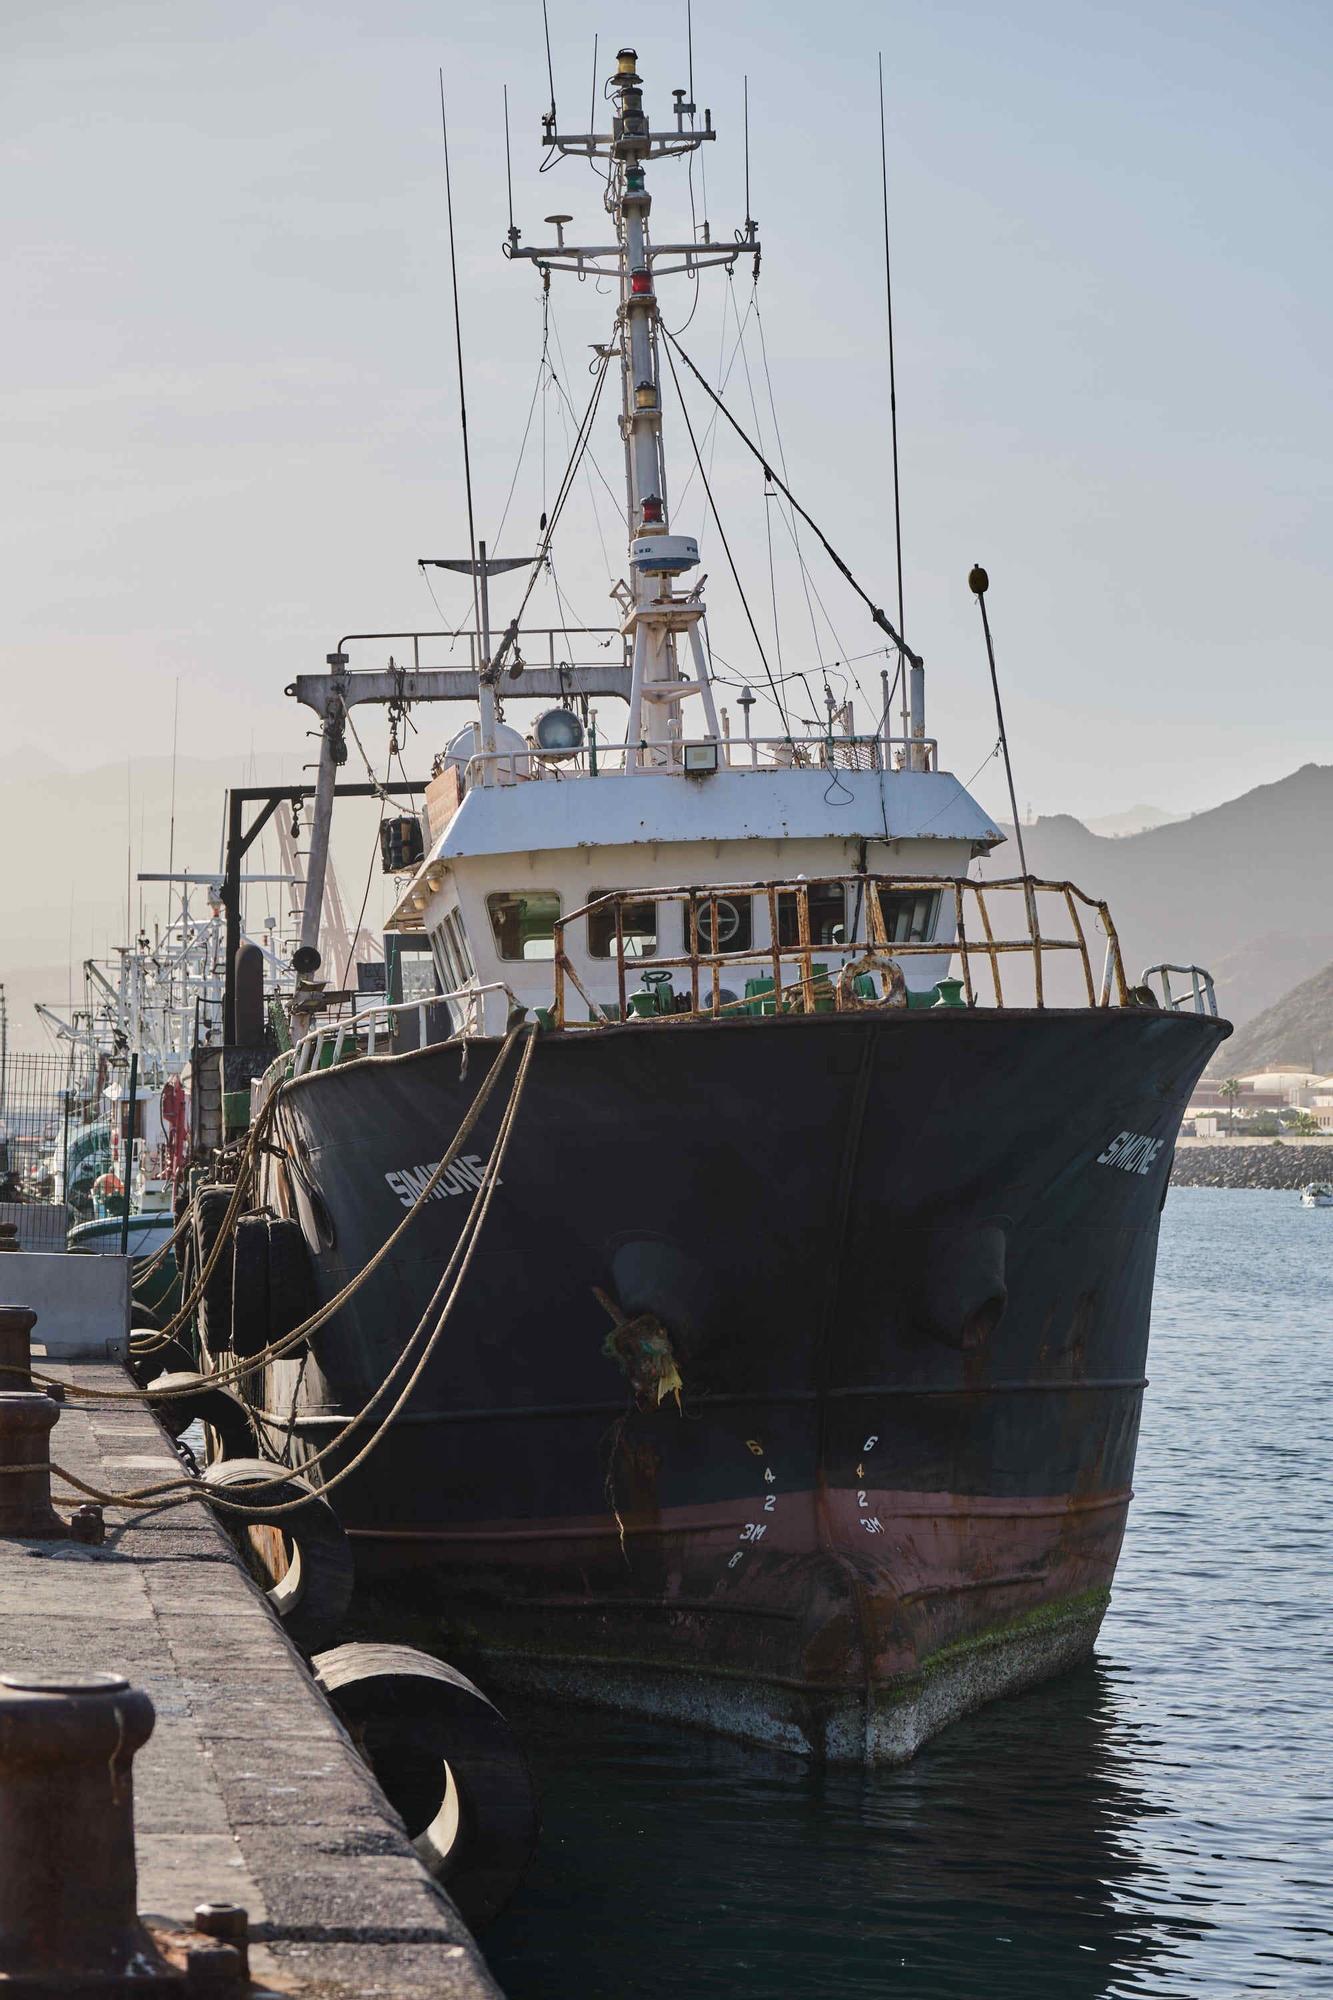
[255,1006,1226,1762]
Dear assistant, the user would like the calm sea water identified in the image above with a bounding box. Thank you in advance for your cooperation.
[485,1189,1333,1998]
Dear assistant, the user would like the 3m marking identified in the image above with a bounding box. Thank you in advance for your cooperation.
[1096,1131,1166,1177]
[385,1155,487,1208]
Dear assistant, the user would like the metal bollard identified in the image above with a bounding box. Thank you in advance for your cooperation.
[0,1307,37,1391]
[0,1674,179,1993]
[0,1394,66,1540]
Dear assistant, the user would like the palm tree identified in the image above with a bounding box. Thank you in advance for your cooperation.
[1219,1077,1242,1134]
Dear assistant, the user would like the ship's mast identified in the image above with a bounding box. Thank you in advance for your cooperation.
[509,48,760,772]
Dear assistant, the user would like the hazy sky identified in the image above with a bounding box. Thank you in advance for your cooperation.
[6,0,1331,824]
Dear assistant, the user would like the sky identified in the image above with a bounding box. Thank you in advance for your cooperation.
[4,0,1332,834]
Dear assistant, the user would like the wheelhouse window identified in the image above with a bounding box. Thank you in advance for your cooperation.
[487,890,561,961]
[692,893,753,954]
[431,909,476,990]
[776,883,848,949]
[588,891,657,959]
[877,889,940,944]
[445,910,475,980]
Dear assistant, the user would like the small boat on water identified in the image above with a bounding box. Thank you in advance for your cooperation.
[198,42,1230,1763]
[1299,1183,1333,1208]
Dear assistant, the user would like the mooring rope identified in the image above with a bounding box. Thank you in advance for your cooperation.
[6,1025,538,1520]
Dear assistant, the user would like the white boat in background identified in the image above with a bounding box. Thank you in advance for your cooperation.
[1299,1183,1333,1208]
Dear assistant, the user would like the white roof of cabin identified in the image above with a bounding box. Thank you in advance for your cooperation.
[428,767,1003,865]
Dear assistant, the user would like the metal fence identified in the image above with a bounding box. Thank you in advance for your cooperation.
[0,1050,100,1251]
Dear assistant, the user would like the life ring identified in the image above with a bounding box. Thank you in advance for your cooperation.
[312,1642,539,1930]
[836,952,908,1009]
[201,1456,354,1655]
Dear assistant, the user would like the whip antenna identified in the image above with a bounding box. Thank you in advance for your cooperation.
[438,72,482,660]
[588,33,598,134]
[969,565,1031,884]
[541,0,557,134]
[503,85,517,251]
[743,74,752,230]
[878,54,908,745]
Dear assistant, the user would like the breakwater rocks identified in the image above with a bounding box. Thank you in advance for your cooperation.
[1171,1145,1333,1190]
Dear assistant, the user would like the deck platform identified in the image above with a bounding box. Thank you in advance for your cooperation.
[0,1360,503,1999]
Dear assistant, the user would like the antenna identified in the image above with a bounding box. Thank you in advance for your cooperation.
[503,85,518,252]
[588,32,598,134]
[541,0,557,133]
[438,72,482,666]
[743,74,752,230]
[877,54,908,749]
[968,565,1031,884]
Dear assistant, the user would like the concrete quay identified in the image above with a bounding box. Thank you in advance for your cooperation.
[0,1359,503,1999]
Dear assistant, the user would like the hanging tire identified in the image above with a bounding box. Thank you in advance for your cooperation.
[231,1213,272,1361]
[201,1457,354,1655]
[311,1641,539,1931]
[130,1302,162,1332]
[145,1369,257,1463]
[193,1186,236,1362]
[129,1334,196,1387]
[267,1217,316,1351]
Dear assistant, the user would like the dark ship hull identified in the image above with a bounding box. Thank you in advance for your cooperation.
[258,1006,1226,1761]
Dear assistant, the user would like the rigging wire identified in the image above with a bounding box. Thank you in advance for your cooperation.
[662,335,792,743]
[661,323,919,669]
[438,72,483,662]
[877,53,909,742]
[488,341,615,677]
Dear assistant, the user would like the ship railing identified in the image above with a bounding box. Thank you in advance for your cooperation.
[461,732,938,786]
[1140,964,1219,1017]
[552,875,1135,1026]
[285,983,517,1078]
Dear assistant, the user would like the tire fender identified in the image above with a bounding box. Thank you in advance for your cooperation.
[312,1641,539,1931]
[144,1369,257,1462]
[193,1186,236,1361]
[231,1213,272,1361]
[200,1456,354,1655]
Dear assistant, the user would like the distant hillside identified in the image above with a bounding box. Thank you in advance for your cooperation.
[981,764,1333,1026]
[1209,961,1333,1078]
[1082,804,1184,839]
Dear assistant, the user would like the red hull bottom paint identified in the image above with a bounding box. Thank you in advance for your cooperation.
[343,1485,1129,1761]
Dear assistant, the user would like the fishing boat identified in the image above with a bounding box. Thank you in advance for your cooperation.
[1299,1183,1333,1208]
[233,47,1230,1762]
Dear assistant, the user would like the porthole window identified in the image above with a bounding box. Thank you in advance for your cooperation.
[487,890,561,961]
[693,894,752,954]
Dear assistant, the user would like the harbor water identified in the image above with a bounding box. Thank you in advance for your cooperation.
[485,1188,1333,1997]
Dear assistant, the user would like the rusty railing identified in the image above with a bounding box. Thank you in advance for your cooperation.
[551,875,1134,1027]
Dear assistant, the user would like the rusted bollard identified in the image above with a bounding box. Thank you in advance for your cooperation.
[0,1394,66,1540]
[0,1307,37,1390]
[0,1674,179,1992]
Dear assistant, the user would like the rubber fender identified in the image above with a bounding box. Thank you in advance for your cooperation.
[129,1334,195,1388]
[312,1641,539,1932]
[201,1457,353,1655]
[193,1186,236,1361]
[145,1369,257,1463]
[266,1216,317,1352]
[129,1301,162,1332]
[231,1213,272,1361]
